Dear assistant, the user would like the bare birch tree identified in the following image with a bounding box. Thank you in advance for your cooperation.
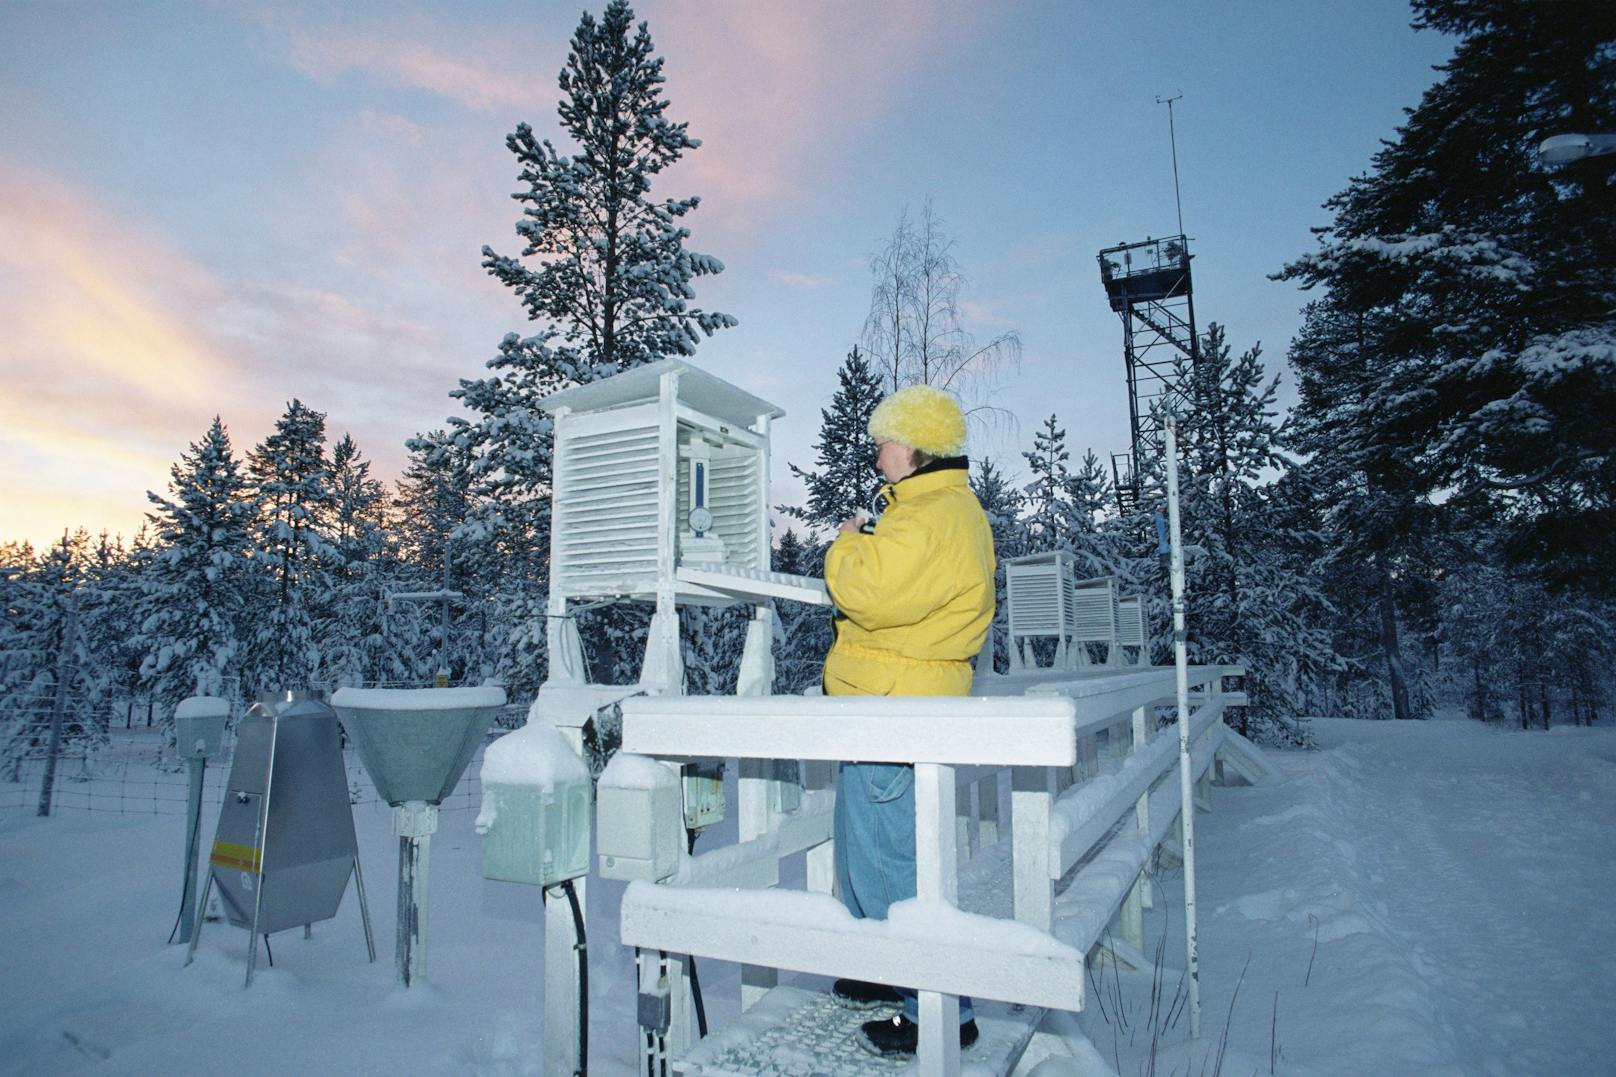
[861,198,1021,433]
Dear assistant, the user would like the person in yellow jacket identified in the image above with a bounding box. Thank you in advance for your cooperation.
[823,383,995,1058]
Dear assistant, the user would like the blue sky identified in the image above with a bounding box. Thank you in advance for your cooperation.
[0,1,1455,550]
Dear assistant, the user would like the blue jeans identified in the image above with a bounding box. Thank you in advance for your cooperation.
[834,761,975,1024]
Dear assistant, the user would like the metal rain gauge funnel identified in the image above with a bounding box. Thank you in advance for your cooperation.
[185,695,376,987]
[331,685,507,986]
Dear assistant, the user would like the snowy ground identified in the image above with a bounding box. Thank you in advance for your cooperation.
[2,716,1612,1075]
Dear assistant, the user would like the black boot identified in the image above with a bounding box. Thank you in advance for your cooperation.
[857,1013,980,1057]
[833,978,903,1010]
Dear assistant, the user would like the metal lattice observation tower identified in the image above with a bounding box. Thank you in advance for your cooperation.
[1097,233,1200,508]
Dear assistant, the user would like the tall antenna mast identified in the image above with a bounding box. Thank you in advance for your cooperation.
[1156,92,1185,235]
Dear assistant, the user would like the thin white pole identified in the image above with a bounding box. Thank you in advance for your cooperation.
[1166,418,1200,1038]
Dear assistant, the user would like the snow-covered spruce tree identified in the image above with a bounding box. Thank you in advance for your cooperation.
[392,430,479,684]
[482,0,734,378]
[136,417,253,712]
[451,1,734,694]
[85,530,147,725]
[1276,1,1615,719]
[319,434,402,688]
[971,457,1024,674]
[771,528,831,695]
[1018,417,1142,663]
[1281,293,1441,721]
[244,400,337,696]
[782,347,885,534]
[0,533,113,781]
[680,605,749,695]
[1021,416,1091,555]
[1167,324,1341,742]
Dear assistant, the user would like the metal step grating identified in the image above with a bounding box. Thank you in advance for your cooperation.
[676,985,1041,1076]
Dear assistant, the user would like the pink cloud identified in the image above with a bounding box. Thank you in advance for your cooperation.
[769,270,835,289]
[285,27,539,113]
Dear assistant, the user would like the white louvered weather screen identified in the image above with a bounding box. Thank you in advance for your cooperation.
[554,418,661,596]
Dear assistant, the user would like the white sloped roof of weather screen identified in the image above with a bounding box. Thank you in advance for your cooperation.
[537,358,786,427]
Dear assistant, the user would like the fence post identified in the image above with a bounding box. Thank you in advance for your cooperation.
[36,601,78,818]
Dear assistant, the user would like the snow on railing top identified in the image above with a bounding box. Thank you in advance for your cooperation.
[619,694,1077,767]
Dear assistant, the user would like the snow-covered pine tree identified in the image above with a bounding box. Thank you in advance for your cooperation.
[1168,324,1340,742]
[137,417,253,714]
[244,400,337,696]
[1282,295,1438,721]
[1276,1,1615,716]
[971,457,1024,674]
[319,434,400,688]
[393,430,478,684]
[85,530,146,725]
[782,347,885,533]
[1021,415,1085,554]
[1,533,112,782]
[771,528,830,695]
[481,0,735,378]
[440,3,737,697]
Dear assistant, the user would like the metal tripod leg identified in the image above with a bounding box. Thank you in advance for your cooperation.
[183,869,215,967]
[351,853,376,962]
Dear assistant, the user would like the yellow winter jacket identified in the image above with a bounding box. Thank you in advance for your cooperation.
[823,460,996,698]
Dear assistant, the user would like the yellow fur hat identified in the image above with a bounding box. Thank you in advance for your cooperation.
[867,384,967,457]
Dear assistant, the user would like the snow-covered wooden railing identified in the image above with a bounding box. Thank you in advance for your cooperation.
[615,664,1248,1075]
[995,659,1247,970]
[995,665,1245,961]
[617,695,1083,1074]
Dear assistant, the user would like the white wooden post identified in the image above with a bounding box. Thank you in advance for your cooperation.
[1011,766,1054,931]
[544,878,584,1076]
[543,717,589,1077]
[956,772,973,865]
[642,371,684,690]
[1132,704,1154,910]
[914,762,961,1076]
[737,756,775,1009]
[977,771,1000,846]
[1120,707,1152,951]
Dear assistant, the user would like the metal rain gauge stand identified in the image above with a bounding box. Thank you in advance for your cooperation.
[185,694,375,987]
[331,685,507,987]
[169,695,229,946]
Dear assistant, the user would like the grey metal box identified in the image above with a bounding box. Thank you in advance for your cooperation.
[207,699,359,935]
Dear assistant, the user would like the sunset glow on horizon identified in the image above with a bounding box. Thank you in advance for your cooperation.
[0,0,1454,552]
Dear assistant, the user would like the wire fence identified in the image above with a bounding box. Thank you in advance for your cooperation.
[0,724,502,818]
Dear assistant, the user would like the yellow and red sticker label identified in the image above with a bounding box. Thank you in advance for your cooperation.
[210,841,262,874]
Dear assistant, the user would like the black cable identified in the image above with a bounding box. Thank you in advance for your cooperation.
[263,933,273,967]
[562,879,588,1077]
[684,829,708,1038]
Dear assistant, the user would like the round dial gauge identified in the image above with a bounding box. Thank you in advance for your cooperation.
[688,506,714,533]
